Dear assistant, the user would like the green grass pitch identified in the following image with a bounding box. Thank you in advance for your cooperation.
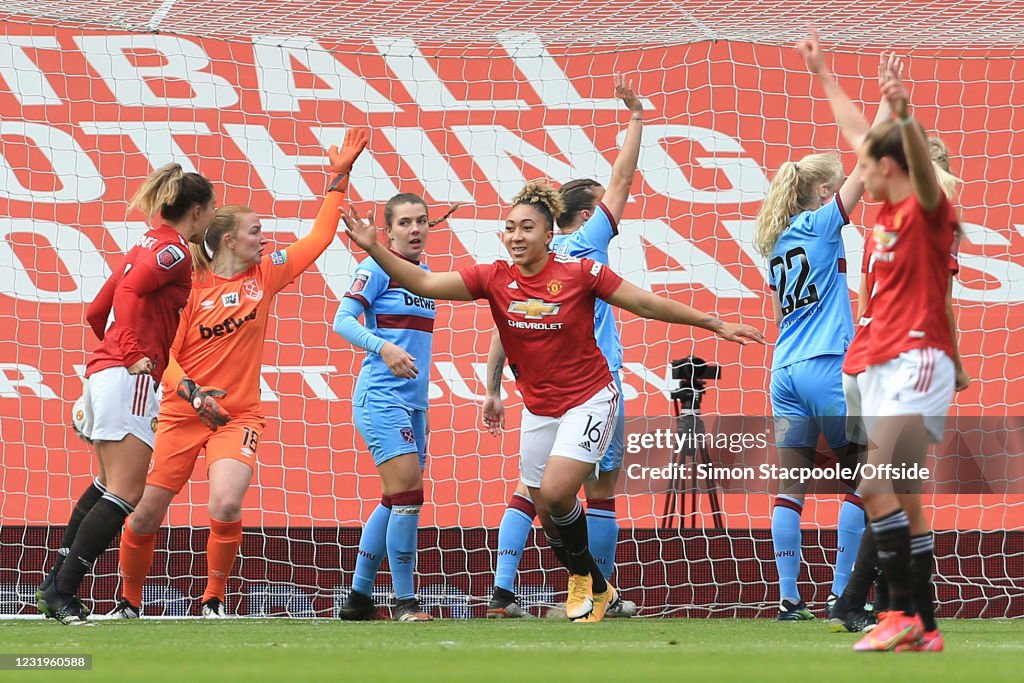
[2,618,1021,682]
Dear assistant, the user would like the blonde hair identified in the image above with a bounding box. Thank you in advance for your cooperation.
[190,206,254,275]
[511,182,564,229]
[929,137,961,200]
[755,153,843,258]
[128,163,215,222]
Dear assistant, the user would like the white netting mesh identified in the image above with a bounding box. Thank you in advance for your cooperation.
[4,1,1024,48]
[1,1,1022,618]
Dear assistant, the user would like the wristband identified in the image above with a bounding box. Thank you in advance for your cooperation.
[896,115,914,127]
[328,172,349,193]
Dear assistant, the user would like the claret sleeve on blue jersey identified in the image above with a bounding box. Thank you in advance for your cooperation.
[337,257,436,410]
[550,203,623,372]
[769,196,854,371]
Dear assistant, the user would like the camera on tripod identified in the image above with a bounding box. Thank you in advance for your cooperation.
[663,355,725,528]
[670,356,721,411]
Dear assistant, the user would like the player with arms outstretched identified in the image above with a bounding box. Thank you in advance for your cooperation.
[483,73,642,619]
[343,181,763,622]
[755,35,895,621]
[110,131,367,618]
[39,166,216,624]
[851,60,958,654]
[332,193,458,623]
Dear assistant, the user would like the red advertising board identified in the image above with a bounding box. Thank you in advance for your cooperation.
[1,25,1022,531]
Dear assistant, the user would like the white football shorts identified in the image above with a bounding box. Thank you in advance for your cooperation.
[72,366,160,449]
[862,348,955,443]
[519,381,620,489]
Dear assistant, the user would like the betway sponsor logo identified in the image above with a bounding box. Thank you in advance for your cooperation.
[403,293,436,311]
[199,309,258,339]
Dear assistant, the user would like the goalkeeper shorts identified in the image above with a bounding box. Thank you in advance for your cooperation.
[519,380,619,489]
[147,411,266,494]
[73,366,159,449]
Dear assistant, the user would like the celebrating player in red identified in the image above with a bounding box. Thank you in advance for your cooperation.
[343,181,763,622]
[832,137,968,637]
[38,165,217,624]
[850,64,959,653]
[109,130,368,619]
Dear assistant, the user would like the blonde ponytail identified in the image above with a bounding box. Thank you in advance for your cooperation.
[754,153,843,258]
[128,163,215,223]
[129,164,184,218]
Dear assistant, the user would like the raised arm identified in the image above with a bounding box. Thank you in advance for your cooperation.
[798,34,902,214]
[283,129,368,275]
[600,74,644,222]
[881,66,942,210]
[797,31,877,151]
[342,205,474,301]
[602,279,765,345]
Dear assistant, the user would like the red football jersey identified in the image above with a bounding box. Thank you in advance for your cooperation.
[862,193,958,367]
[459,252,623,417]
[844,225,960,376]
[85,225,192,381]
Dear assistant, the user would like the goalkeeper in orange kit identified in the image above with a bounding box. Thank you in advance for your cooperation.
[109,129,368,618]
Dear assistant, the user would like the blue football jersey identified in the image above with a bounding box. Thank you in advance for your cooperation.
[343,257,435,409]
[768,197,854,371]
[550,204,623,371]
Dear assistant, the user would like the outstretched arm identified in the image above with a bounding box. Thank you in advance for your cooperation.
[342,204,474,301]
[600,73,644,222]
[602,279,765,345]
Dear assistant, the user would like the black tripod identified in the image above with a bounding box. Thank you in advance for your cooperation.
[659,357,726,530]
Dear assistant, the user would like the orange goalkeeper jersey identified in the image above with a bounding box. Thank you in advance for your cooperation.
[160,191,345,419]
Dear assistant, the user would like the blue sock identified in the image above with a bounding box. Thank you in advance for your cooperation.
[387,490,423,601]
[772,496,803,602]
[586,498,618,581]
[352,499,391,596]
[832,495,866,596]
[495,494,535,594]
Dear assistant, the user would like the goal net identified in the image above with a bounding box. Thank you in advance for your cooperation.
[1,0,1022,618]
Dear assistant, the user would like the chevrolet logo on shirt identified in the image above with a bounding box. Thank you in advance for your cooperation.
[507,299,560,320]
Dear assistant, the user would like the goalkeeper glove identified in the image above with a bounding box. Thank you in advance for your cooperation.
[177,378,231,431]
[327,128,369,193]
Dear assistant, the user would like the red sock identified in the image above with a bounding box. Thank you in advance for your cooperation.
[203,517,243,603]
[119,522,157,607]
